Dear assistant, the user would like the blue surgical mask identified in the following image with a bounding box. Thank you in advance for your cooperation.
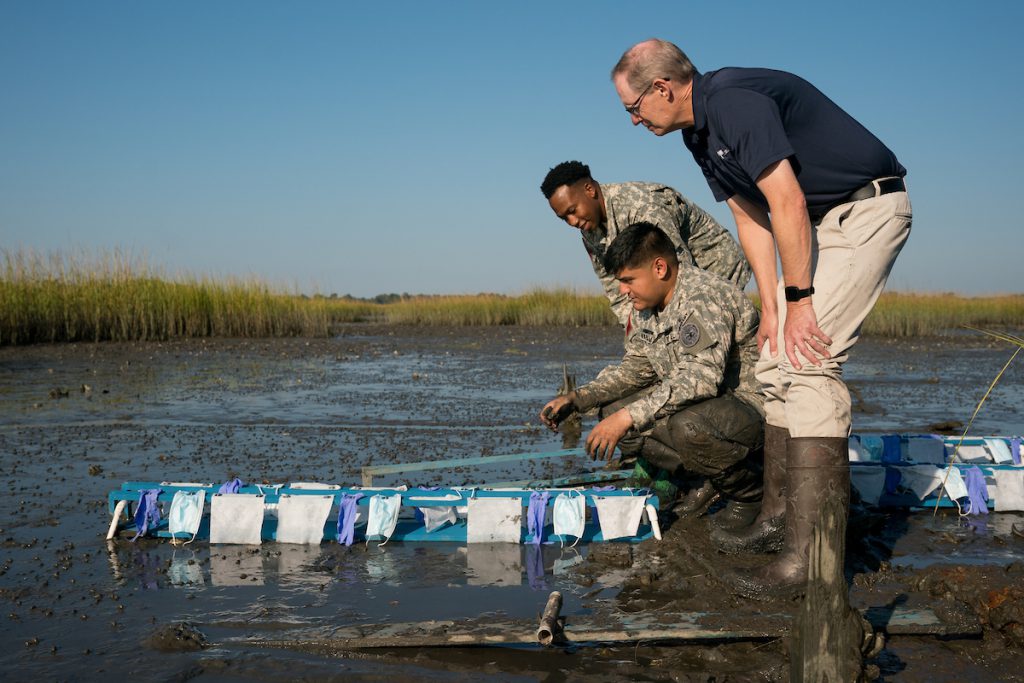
[553,492,586,544]
[366,494,402,546]
[168,491,204,542]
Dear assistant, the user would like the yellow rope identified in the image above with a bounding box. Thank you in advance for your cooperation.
[931,327,1023,515]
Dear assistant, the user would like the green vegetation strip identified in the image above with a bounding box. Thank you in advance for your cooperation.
[3,250,1022,344]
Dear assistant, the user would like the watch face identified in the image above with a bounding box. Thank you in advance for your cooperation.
[785,286,813,302]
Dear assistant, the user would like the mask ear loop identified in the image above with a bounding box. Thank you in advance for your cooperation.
[562,543,582,565]
[570,489,584,548]
[183,492,203,546]
[365,495,375,548]
[377,498,398,548]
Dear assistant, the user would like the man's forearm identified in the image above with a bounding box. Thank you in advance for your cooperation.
[728,195,778,313]
[755,160,813,292]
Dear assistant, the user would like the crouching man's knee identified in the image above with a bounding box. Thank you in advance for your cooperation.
[657,396,764,477]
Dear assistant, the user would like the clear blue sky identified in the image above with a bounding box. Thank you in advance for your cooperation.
[2,1,1021,297]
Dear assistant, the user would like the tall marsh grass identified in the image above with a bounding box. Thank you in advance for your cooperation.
[2,248,1022,344]
[380,289,613,326]
[0,249,346,344]
[862,292,1024,337]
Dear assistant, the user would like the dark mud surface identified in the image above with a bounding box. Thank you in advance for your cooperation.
[2,324,1024,681]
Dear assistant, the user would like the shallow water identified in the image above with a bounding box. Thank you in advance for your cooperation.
[1,326,1023,680]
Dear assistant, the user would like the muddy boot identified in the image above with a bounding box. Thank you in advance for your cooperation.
[708,456,763,532]
[711,424,789,554]
[673,479,720,518]
[727,437,850,602]
[711,500,761,531]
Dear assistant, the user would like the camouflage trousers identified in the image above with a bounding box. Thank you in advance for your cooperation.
[601,389,764,481]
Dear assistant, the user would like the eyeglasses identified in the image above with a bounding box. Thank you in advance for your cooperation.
[625,81,655,116]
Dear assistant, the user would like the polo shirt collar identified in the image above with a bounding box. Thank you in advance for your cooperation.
[689,71,707,132]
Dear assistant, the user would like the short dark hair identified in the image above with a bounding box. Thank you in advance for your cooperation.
[603,222,678,275]
[540,160,591,199]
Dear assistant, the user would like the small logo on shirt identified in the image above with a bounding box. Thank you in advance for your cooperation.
[716,147,731,160]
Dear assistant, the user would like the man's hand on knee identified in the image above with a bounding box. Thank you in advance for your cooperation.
[585,408,635,462]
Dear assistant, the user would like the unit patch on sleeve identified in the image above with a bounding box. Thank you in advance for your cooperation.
[680,322,701,347]
[676,312,716,354]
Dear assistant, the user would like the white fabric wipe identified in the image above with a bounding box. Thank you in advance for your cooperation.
[898,465,945,500]
[275,494,334,544]
[466,497,522,543]
[419,506,457,532]
[850,467,886,505]
[954,444,991,463]
[593,496,647,540]
[210,493,265,545]
[907,438,947,465]
[994,470,1024,511]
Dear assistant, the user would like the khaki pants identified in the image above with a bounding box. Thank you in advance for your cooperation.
[756,190,912,437]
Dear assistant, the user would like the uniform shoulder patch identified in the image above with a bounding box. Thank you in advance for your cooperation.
[680,321,701,347]
[675,312,716,354]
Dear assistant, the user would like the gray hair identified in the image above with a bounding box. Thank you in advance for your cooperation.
[611,38,696,92]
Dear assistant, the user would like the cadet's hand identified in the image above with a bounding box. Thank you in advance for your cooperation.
[784,301,832,369]
[757,308,779,357]
[585,409,634,462]
[540,394,576,431]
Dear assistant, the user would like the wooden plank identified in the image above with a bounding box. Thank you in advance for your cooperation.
[234,604,969,652]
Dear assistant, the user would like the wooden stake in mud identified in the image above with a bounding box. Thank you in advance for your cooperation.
[537,591,565,646]
[557,365,581,449]
[791,497,874,682]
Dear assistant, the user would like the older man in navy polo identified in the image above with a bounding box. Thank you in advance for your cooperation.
[610,38,911,600]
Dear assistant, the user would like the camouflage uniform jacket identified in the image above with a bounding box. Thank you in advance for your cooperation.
[583,182,751,325]
[573,265,763,432]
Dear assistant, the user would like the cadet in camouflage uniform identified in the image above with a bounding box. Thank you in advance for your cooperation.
[540,160,751,326]
[540,222,765,524]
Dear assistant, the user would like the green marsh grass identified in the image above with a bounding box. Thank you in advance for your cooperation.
[379,289,613,326]
[0,249,350,344]
[3,249,1022,344]
[862,292,1024,337]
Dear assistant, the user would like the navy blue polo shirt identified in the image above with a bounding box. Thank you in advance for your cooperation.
[682,68,905,215]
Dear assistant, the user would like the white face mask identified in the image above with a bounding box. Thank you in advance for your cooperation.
[942,466,969,502]
[168,491,204,541]
[552,493,586,542]
[366,494,402,546]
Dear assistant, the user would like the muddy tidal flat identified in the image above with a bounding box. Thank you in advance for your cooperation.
[2,324,1024,681]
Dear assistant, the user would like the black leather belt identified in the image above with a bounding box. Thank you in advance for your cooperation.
[809,177,906,222]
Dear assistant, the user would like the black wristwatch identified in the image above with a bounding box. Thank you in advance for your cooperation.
[784,285,815,302]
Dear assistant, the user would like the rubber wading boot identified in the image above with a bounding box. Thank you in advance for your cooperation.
[708,457,764,532]
[711,424,789,554]
[673,479,720,518]
[727,436,850,602]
